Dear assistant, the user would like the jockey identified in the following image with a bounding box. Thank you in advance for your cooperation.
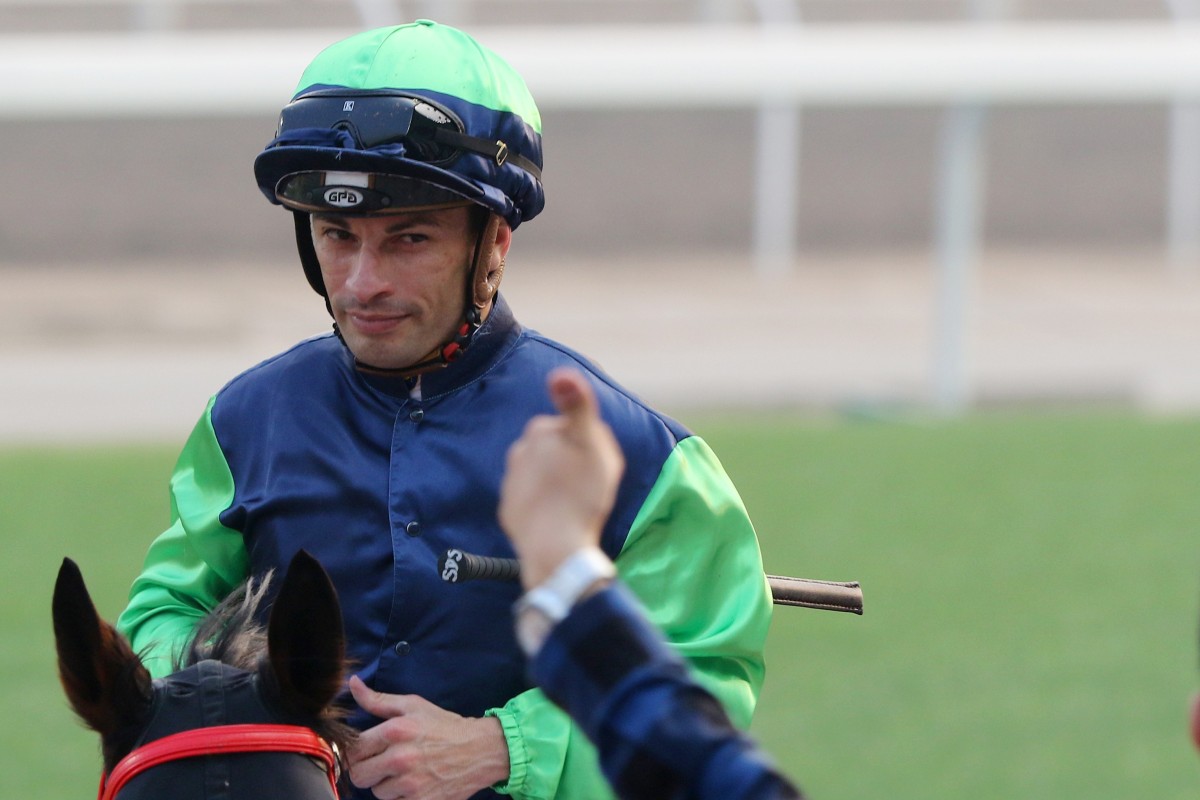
[118,21,773,800]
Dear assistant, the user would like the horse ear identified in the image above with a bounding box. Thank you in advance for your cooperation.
[52,558,152,736]
[266,550,346,716]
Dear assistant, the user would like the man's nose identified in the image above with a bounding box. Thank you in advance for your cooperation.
[344,247,390,302]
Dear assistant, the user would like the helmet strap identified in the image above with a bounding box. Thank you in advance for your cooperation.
[293,211,327,297]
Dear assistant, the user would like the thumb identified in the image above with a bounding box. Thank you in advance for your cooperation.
[348,674,406,719]
[547,367,597,427]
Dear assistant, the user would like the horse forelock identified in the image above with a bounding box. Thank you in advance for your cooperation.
[179,571,274,673]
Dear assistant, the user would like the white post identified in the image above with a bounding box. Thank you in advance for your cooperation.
[132,0,182,30]
[353,0,404,29]
[931,0,1003,413]
[1167,103,1200,274]
[1166,0,1200,276]
[933,104,988,413]
[753,104,800,276]
[751,0,800,277]
[698,0,740,24]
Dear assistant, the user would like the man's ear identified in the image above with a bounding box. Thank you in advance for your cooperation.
[473,214,512,309]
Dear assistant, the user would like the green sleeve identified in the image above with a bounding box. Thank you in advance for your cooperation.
[615,436,772,727]
[486,691,603,800]
[115,397,249,677]
[487,435,773,798]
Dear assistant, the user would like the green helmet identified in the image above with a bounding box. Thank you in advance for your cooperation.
[254,20,545,296]
[254,21,544,376]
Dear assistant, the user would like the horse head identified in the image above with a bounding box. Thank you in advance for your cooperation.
[53,550,354,800]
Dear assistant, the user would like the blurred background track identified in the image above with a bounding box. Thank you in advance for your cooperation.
[3,247,1198,443]
[2,0,1199,439]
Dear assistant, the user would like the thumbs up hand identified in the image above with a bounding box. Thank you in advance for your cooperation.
[498,367,625,590]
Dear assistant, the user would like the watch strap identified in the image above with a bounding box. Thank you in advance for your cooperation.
[514,547,615,655]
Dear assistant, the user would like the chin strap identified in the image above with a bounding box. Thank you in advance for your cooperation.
[343,212,504,380]
[340,304,483,380]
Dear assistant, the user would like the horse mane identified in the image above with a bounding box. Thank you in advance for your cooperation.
[176,570,357,755]
[179,571,274,672]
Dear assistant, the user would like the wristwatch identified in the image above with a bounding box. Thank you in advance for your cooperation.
[513,547,616,656]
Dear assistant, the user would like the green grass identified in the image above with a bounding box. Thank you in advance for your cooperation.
[691,410,1200,798]
[1,445,178,797]
[6,412,1200,797]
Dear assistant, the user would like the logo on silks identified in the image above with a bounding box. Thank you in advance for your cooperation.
[323,186,365,208]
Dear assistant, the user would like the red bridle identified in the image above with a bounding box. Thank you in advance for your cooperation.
[98,723,340,800]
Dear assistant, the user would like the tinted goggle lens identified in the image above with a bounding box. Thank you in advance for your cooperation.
[277,92,463,163]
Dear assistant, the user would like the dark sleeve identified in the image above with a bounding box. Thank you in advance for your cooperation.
[528,583,804,800]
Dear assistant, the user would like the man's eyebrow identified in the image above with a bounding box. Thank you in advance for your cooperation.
[311,212,447,232]
[383,213,446,232]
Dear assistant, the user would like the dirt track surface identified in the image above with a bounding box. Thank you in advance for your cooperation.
[3,248,1199,443]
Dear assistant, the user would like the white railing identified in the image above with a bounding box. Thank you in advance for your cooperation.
[10,24,1200,112]
[5,22,1200,410]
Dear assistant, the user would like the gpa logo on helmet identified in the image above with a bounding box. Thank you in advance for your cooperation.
[323,187,364,208]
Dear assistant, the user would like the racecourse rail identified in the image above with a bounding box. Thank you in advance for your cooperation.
[6,22,1200,411]
[7,24,1200,113]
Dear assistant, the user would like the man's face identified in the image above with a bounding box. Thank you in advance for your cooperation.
[312,207,476,370]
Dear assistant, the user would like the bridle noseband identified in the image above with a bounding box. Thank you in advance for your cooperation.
[98,724,340,800]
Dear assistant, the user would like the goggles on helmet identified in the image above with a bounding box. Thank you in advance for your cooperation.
[271,89,542,179]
